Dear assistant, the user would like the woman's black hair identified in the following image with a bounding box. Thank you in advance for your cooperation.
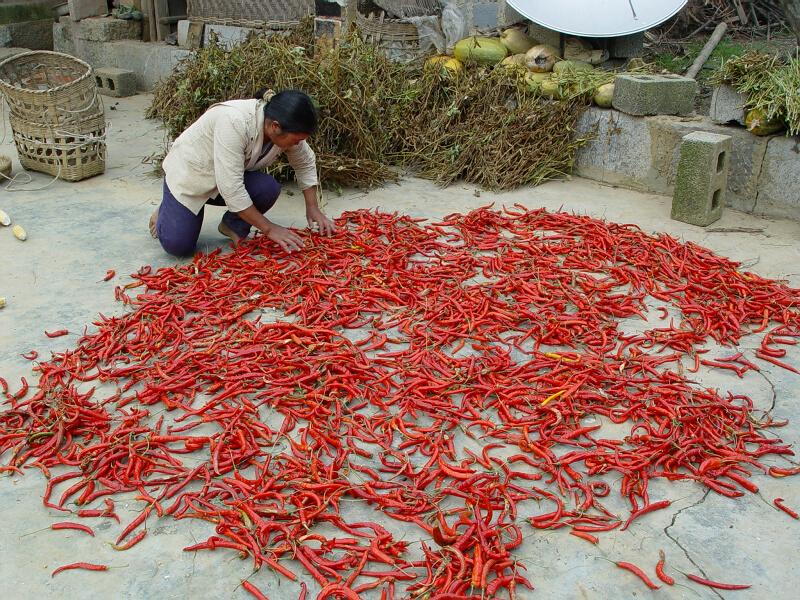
[253,88,318,135]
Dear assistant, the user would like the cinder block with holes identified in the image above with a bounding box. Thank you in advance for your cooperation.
[94,67,136,98]
[671,131,732,226]
[612,73,696,116]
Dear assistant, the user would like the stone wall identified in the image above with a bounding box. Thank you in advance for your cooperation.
[574,107,800,221]
[54,17,190,91]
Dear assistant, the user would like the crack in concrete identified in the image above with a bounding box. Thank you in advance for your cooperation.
[755,368,778,414]
[663,489,726,600]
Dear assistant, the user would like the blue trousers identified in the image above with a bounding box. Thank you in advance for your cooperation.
[156,171,281,256]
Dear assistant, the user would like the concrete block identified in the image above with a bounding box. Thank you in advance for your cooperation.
[608,32,644,58]
[710,84,747,126]
[68,0,107,21]
[77,17,142,42]
[613,73,696,117]
[0,19,54,50]
[671,131,732,226]
[94,67,136,97]
[204,24,254,50]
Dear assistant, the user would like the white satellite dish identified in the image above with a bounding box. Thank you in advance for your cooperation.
[506,0,688,38]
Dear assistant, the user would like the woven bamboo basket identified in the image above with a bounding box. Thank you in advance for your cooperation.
[357,12,424,63]
[373,0,440,18]
[187,0,313,28]
[8,112,106,182]
[0,51,103,127]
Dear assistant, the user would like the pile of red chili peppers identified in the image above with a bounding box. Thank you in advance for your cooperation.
[1,206,799,598]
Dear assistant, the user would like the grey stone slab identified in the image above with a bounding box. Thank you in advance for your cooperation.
[526,21,561,47]
[710,84,747,126]
[203,23,254,50]
[613,73,696,117]
[755,135,800,221]
[67,0,107,21]
[176,19,189,47]
[53,19,77,55]
[76,16,142,42]
[573,107,654,191]
[671,131,732,226]
[0,18,54,50]
[608,32,644,58]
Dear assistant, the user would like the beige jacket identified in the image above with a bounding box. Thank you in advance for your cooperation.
[162,99,318,215]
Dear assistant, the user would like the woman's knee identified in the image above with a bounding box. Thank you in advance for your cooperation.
[244,172,281,211]
[158,234,196,257]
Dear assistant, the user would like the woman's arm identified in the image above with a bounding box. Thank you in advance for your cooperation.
[237,206,304,253]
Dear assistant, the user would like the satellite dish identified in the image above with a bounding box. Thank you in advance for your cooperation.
[506,0,688,38]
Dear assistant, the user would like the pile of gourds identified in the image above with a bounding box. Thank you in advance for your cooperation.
[426,28,616,108]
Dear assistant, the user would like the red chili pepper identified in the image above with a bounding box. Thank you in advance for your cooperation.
[774,498,799,519]
[685,573,751,590]
[51,562,108,577]
[241,580,269,600]
[569,530,599,544]
[103,270,116,282]
[655,550,674,585]
[615,561,660,590]
[44,329,69,338]
[51,522,95,537]
[620,499,671,530]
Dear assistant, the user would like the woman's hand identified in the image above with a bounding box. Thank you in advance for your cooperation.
[306,207,337,236]
[267,224,304,253]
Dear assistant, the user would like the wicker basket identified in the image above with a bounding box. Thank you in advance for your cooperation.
[373,0,440,18]
[0,51,106,181]
[0,51,102,127]
[9,113,106,182]
[357,12,424,63]
[187,0,313,28]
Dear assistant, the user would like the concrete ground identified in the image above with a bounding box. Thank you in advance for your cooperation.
[1,94,798,599]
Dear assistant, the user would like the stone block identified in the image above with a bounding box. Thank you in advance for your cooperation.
[204,23,254,50]
[68,0,107,21]
[314,16,344,55]
[526,21,560,47]
[77,17,141,42]
[671,131,732,226]
[574,108,654,190]
[498,0,525,26]
[52,19,77,55]
[472,2,498,29]
[612,73,696,117]
[754,135,800,220]
[608,32,644,58]
[710,84,747,126]
[94,67,136,97]
[177,19,189,46]
[0,18,54,50]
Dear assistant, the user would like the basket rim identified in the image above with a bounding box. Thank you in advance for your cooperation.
[0,51,95,96]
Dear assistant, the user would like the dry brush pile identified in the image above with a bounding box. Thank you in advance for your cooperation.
[147,27,588,190]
